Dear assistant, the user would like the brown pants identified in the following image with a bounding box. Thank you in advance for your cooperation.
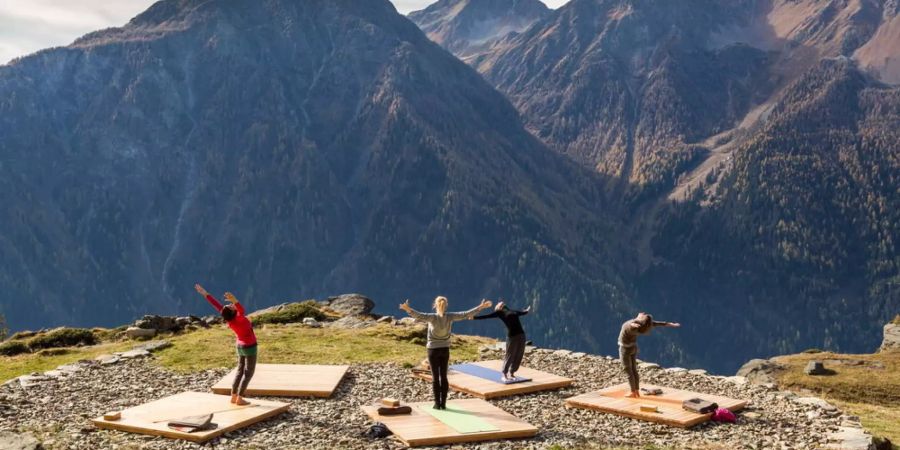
[619,345,639,392]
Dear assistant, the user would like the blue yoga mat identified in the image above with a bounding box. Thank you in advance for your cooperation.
[450,363,532,384]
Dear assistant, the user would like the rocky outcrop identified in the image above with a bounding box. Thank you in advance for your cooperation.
[880,321,900,352]
[736,358,784,385]
[323,294,375,316]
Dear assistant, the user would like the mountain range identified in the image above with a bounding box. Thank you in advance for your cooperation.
[0,0,897,373]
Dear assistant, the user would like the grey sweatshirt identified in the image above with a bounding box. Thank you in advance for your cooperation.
[406,305,483,349]
[618,320,670,348]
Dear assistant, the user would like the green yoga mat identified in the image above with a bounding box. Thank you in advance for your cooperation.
[422,404,500,433]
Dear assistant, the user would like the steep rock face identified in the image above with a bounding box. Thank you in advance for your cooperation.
[409,0,550,58]
[0,0,629,350]
[474,0,899,193]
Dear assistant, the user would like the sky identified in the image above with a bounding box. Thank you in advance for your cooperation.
[0,0,570,65]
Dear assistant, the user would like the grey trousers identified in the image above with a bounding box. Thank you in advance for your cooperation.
[232,354,257,396]
[503,334,527,375]
[619,345,639,392]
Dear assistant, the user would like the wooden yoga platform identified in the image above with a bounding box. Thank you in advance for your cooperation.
[565,382,749,428]
[361,398,537,447]
[413,360,573,399]
[92,392,290,443]
[211,364,349,397]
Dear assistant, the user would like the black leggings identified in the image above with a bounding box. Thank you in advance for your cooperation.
[232,354,257,396]
[427,347,450,406]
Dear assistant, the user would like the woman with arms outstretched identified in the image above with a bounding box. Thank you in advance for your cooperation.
[399,296,492,409]
[618,312,680,398]
[195,284,258,405]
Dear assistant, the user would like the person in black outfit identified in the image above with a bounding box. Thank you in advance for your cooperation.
[474,300,531,381]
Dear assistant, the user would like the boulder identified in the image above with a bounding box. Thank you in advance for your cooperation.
[398,317,417,326]
[175,317,193,327]
[0,431,41,450]
[880,322,900,352]
[134,315,178,331]
[376,315,395,324]
[302,317,321,328]
[805,360,828,375]
[125,327,157,339]
[737,358,783,385]
[203,315,223,326]
[325,294,374,316]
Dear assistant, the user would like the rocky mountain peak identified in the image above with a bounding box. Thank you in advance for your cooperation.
[409,0,551,57]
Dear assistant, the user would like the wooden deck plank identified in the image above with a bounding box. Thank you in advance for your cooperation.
[211,364,348,398]
[565,383,748,428]
[361,398,538,447]
[413,360,572,399]
[92,392,290,443]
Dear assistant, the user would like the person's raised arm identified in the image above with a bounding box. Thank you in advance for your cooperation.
[195,284,223,313]
[652,320,680,328]
[513,306,532,316]
[473,310,500,320]
[224,292,245,316]
[399,299,429,321]
[451,299,493,321]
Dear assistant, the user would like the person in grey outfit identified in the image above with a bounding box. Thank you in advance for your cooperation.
[618,312,680,398]
[474,301,531,381]
[400,296,492,409]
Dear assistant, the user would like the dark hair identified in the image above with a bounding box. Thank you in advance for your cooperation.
[637,313,653,333]
[221,305,237,322]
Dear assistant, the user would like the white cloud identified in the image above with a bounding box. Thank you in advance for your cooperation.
[0,0,571,64]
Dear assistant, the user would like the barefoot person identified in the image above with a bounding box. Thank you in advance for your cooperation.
[195,284,257,405]
[399,296,492,410]
[618,312,680,398]
[473,301,531,381]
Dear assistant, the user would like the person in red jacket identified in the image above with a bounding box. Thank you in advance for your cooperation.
[194,284,257,405]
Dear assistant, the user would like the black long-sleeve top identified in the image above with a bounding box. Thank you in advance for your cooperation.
[473,308,528,337]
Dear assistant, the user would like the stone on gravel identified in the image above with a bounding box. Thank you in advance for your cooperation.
[552,349,572,357]
[794,397,837,411]
[125,327,156,339]
[120,349,151,359]
[723,375,748,385]
[688,369,708,376]
[638,362,660,370]
[133,340,171,353]
[0,431,41,450]
[325,294,375,316]
[827,426,876,450]
[95,354,121,365]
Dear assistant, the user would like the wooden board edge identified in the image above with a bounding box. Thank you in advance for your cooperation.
[211,387,334,398]
[482,379,574,399]
[564,398,704,429]
[403,427,539,447]
[91,402,291,443]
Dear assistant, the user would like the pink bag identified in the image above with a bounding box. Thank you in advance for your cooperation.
[711,408,736,423]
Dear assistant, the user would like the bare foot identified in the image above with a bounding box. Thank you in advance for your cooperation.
[235,396,250,406]
[230,394,238,404]
[625,391,640,398]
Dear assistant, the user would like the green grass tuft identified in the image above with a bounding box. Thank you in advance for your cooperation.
[252,301,326,325]
[0,341,29,357]
[27,328,97,350]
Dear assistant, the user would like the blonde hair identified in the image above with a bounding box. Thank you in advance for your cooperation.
[433,296,448,311]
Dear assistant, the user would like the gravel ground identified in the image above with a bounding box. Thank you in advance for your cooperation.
[0,348,851,449]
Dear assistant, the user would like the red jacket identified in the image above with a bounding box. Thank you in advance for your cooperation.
[205,294,257,347]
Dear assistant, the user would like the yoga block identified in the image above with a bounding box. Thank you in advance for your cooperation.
[381,398,400,407]
[639,404,659,413]
[103,411,121,421]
